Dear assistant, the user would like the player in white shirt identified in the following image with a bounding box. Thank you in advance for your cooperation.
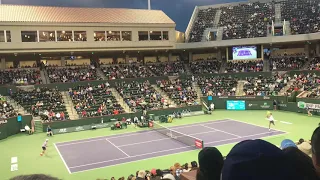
[267,112,275,131]
[40,139,49,156]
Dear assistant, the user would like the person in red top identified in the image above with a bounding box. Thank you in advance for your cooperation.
[122,117,126,122]
[82,110,87,117]
[60,111,65,120]
[113,109,119,115]
[97,107,102,116]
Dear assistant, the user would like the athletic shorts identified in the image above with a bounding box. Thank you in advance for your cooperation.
[42,146,46,151]
[269,121,275,125]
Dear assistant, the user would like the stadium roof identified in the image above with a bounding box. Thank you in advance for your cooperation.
[0,4,175,24]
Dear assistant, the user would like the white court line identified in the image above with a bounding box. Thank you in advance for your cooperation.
[280,121,292,125]
[227,118,289,134]
[171,120,231,130]
[117,130,218,148]
[200,124,241,138]
[69,130,285,170]
[54,143,71,174]
[56,119,231,146]
[105,138,130,157]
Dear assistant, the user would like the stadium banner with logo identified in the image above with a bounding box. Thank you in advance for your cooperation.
[52,122,113,134]
[245,101,273,110]
[297,101,320,115]
[277,102,297,112]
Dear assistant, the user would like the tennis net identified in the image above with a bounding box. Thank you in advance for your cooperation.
[151,121,204,149]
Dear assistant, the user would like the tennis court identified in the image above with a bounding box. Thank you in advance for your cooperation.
[55,119,286,174]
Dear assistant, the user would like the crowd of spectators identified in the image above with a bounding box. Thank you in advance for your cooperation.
[157,79,198,106]
[287,73,320,94]
[120,64,154,78]
[270,56,307,71]
[188,8,218,42]
[0,95,17,118]
[47,66,98,83]
[281,0,320,35]
[220,2,274,40]
[0,69,42,85]
[243,73,289,96]
[189,61,221,74]
[10,87,69,122]
[116,81,165,112]
[69,83,124,117]
[225,60,263,73]
[148,62,185,76]
[308,57,320,70]
[197,76,237,96]
[101,66,124,80]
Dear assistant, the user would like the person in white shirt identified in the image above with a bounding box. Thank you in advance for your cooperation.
[25,124,32,135]
[210,103,215,112]
[133,116,139,127]
[267,112,276,131]
[56,112,61,120]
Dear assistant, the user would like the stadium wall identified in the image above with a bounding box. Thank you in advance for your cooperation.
[0,115,33,140]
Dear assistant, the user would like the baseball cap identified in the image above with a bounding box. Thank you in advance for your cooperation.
[222,139,301,180]
[150,169,156,176]
[280,139,297,149]
[198,147,223,179]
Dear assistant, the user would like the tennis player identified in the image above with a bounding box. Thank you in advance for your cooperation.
[307,107,312,116]
[40,139,49,156]
[267,112,275,131]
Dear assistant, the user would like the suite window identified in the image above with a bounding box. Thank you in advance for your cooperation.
[57,31,73,41]
[121,31,132,41]
[6,31,11,42]
[163,31,169,40]
[0,31,4,42]
[107,31,120,41]
[21,31,38,42]
[94,31,105,41]
[150,31,161,40]
[138,31,149,41]
[74,31,87,41]
[39,31,55,42]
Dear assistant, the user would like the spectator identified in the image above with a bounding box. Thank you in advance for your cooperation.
[225,60,263,73]
[311,126,320,177]
[197,76,237,96]
[222,139,302,180]
[149,62,185,76]
[196,147,224,180]
[189,61,221,74]
[0,69,42,85]
[282,147,319,180]
[47,66,98,83]
[137,170,146,180]
[270,56,307,71]
[10,174,60,180]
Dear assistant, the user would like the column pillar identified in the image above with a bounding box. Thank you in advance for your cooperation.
[1,57,5,69]
[305,43,310,58]
[168,53,172,62]
[188,52,193,62]
[217,49,222,60]
[61,57,66,66]
[316,43,320,57]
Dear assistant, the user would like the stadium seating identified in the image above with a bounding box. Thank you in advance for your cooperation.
[288,73,320,93]
[115,81,164,112]
[148,62,186,76]
[157,79,198,106]
[281,0,320,35]
[308,57,320,70]
[47,66,98,83]
[101,65,124,79]
[225,60,263,72]
[197,76,237,96]
[0,69,42,85]
[69,84,124,117]
[10,87,69,121]
[270,56,307,71]
[189,61,221,74]
[243,73,289,96]
[120,64,154,78]
[0,95,17,118]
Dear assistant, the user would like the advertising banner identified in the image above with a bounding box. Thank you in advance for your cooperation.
[52,122,113,134]
[246,101,273,110]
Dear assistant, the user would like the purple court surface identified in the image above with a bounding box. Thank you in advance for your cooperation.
[54,119,286,173]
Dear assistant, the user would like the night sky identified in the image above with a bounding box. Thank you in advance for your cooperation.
[1,0,242,32]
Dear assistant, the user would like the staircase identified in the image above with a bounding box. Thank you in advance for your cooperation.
[146,65,157,76]
[34,120,43,134]
[263,59,270,72]
[183,63,192,75]
[6,96,26,115]
[301,58,312,70]
[279,79,295,95]
[40,70,49,84]
[192,82,203,103]
[274,3,282,24]
[110,88,131,113]
[284,21,291,36]
[219,60,227,73]
[214,10,221,26]
[236,80,245,96]
[217,27,224,41]
[61,91,79,120]
[151,85,177,107]
[96,68,106,80]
